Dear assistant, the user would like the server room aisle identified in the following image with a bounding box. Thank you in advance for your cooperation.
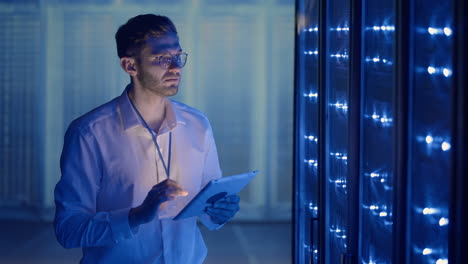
[0,220,291,264]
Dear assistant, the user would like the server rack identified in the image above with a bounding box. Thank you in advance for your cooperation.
[293,0,466,263]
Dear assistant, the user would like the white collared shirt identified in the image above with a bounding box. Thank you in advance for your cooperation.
[54,85,222,264]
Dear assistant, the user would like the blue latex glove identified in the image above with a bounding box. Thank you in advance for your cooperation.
[204,195,240,225]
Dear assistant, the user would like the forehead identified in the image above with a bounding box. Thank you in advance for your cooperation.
[142,33,181,54]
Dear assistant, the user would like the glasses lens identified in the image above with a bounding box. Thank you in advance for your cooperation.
[158,53,188,69]
[177,53,188,68]
[159,56,172,69]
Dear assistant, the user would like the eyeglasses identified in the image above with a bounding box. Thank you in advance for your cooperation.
[153,52,188,69]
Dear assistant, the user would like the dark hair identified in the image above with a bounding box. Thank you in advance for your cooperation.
[115,14,178,58]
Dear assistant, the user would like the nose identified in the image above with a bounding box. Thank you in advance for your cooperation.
[168,60,182,72]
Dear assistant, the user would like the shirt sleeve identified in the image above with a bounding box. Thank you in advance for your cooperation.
[54,125,134,249]
[198,123,224,230]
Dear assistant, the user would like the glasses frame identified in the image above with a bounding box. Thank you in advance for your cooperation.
[153,52,188,69]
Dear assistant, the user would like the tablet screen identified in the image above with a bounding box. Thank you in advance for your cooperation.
[173,170,258,220]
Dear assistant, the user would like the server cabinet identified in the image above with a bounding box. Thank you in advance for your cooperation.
[294,0,320,262]
[406,0,453,262]
[293,0,466,263]
[359,0,396,263]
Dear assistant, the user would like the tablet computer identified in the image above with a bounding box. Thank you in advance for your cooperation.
[173,170,259,220]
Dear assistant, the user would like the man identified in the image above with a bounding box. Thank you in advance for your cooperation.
[54,14,240,264]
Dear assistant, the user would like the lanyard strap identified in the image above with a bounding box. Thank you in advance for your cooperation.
[128,98,172,179]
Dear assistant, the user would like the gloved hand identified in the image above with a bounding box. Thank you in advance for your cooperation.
[204,195,240,225]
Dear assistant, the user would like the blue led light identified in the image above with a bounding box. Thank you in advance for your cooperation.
[422,248,433,255]
[365,171,389,183]
[441,141,451,151]
[330,53,349,59]
[330,102,349,111]
[330,26,350,32]
[436,259,448,264]
[305,159,318,167]
[425,135,434,144]
[365,56,393,65]
[304,50,319,55]
[305,135,319,142]
[427,66,436,74]
[439,217,449,226]
[307,27,319,32]
[417,135,452,152]
[422,207,440,215]
[442,68,452,77]
[428,26,452,37]
[330,152,348,161]
[329,226,347,240]
[424,66,452,77]
[334,179,347,189]
[366,112,393,126]
[304,92,318,98]
[443,27,452,36]
[428,27,439,35]
[368,25,395,32]
[308,202,319,215]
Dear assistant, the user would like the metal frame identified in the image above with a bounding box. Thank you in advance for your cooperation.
[317,0,328,262]
[451,0,467,262]
[348,0,362,261]
[393,0,411,262]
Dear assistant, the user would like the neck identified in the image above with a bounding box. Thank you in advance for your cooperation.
[128,84,166,132]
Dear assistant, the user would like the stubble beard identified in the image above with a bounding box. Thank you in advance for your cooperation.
[137,73,179,97]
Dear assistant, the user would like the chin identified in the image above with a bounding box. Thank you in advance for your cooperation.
[166,86,179,96]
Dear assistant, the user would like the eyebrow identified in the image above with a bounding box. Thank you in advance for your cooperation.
[150,44,182,54]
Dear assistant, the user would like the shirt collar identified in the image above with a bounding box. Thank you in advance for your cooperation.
[118,84,184,132]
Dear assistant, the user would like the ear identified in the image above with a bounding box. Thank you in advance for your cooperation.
[119,57,138,77]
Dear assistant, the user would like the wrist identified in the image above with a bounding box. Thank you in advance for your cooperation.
[128,207,142,232]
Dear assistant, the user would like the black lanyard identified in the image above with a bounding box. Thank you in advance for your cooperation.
[129,97,172,180]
